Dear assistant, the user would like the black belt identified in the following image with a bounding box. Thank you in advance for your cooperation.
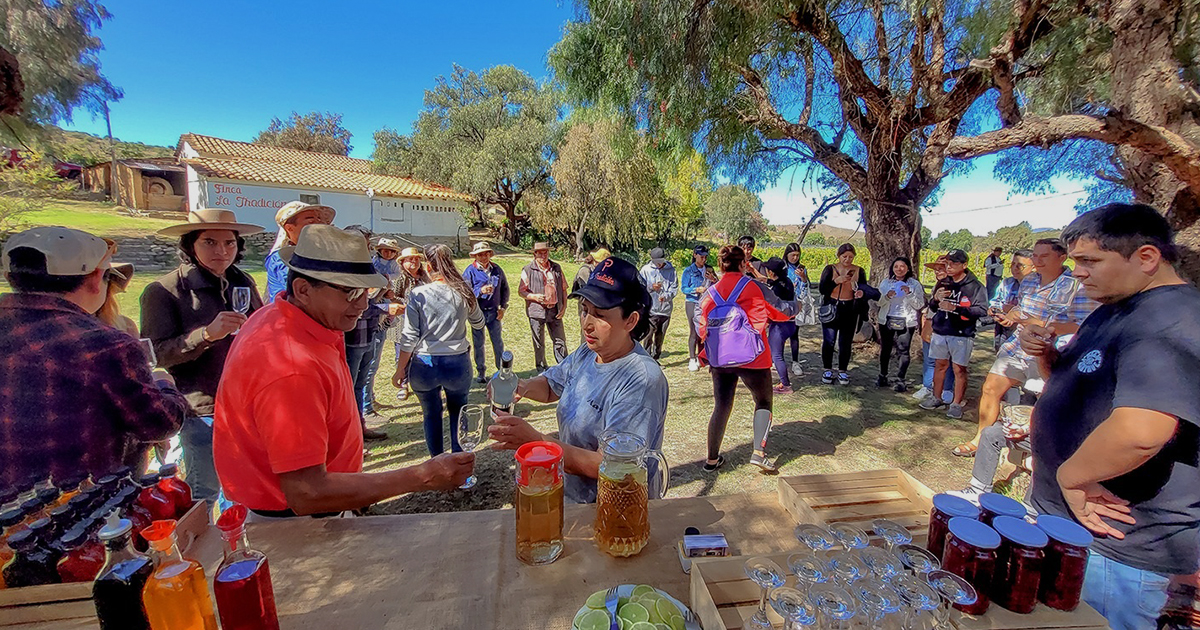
[250,508,341,519]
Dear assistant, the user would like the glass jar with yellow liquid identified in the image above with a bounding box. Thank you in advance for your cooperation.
[140,520,218,630]
[594,431,669,558]
[515,441,564,565]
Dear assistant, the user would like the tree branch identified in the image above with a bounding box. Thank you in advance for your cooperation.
[871,0,891,86]
[782,5,889,116]
[799,42,816,126]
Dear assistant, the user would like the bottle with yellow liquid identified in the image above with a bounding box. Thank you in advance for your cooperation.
[140,520,218,630]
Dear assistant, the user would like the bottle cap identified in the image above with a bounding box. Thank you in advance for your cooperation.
[1036,514,1094,549]
[947,516,1001,550]
[28,517,54,538]
[49,504,74,523]
[67,493,92,512]
[159,464,180,478]
[95,474,120,490]
[140,519,178,550]
[113,466,133,480]
[216,504,248,539]
[55,472,87,490]
[501,350,514,366]
[992,516,1048,549]
[932,493,981,519]
[61,527,89,549]
[98,511,133,541]
[6,529,37,551]
[0,487,17,505]
[35,486,60,503]
[137,474,160,488]
[979,493,1027,520]
[515,441,563,487]
[0,508,24,528]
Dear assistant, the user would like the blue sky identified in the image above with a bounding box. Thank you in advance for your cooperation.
[64,0,1086,236]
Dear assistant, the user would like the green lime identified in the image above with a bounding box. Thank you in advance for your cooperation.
[629,623,657,630]
[618,618,627,630]
[631,585,657,599]
[585,590,608,610]
[654,599,679,624]
[619,602,650,624]
[667,615,685,630]
[618,596,630,609]
[655,624,673,630]
[575,609,610,630]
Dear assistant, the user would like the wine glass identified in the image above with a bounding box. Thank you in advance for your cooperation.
[795,524,836,553]
[743,557,786,630]
[809,582,857,630]
[456,405,485,489]
[926,570,978,629]
[787,551,828,600]
[860,546,903,583]
[896,544,941,577]
[770,586,817,630]
[1036,276,1081,337]
[854,579,903,627]
[230,287,252,335]
[827,550,867,587]
[828,523,871,550]
[872,519,913,553]
[892,573,941,630]
[138,338,157,369]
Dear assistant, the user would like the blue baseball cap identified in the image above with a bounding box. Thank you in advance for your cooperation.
[570,256,648,310]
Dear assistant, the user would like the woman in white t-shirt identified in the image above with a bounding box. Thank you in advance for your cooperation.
[876,257,926,392]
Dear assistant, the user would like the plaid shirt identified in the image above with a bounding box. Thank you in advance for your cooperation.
[989,276,1021,311]
[0,293,189,488]
[998,269,1099,359]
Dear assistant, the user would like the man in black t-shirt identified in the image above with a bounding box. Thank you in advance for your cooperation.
[1020,203,1200,630]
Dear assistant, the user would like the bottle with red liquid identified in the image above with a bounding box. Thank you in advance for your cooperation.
[213,505,279,630]
[115,487,153,552]
[135,475,175,521]
[57,522,106,583]
[92,513,154,630]
[157,464,194,518]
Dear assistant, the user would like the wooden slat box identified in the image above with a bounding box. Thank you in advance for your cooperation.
[777,468,935,546]
[0,500,209,628]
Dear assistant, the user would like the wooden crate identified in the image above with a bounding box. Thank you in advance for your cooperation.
[777,468,935,546]
[690,553,1110,630]
[0,500,209,628]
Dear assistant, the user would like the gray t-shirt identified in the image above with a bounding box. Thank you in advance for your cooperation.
[544,343,669,504]
[397,283,484,356]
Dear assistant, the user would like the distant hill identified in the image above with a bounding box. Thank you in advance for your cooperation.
[771,223,865,244]
[2,125,174,167]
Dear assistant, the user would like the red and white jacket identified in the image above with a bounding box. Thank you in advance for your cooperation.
[696,272,794,370]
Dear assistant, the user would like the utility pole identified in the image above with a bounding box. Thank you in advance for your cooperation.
[104,102,117,203]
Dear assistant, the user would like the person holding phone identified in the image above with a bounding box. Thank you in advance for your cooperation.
[919,249,988,419]
[817,243,880,386]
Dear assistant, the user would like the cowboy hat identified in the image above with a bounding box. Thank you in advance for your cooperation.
[280,224,387,289]
[533,242,551,252]
[158,209,265,238]
[470,242,494,256]
[106,262,135,293]
[375,237,401,253]
[275,201,335,227]
[398,247,423,260]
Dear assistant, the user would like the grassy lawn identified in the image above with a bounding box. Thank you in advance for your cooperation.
[21,199,179,238]
[5,252,1020,513]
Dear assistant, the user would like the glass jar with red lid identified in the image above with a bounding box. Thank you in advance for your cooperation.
[978,492,1026,527]
[1035,514,1093,611]
[941,516,1001,616]
[990,515,1048,613]
[927,494,981,560]
[156,464,193,518]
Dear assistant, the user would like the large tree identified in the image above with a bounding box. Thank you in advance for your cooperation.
[253,111,352,156]
[550,0,1062,279]
[372,65,560,245]
[705,184,768,241]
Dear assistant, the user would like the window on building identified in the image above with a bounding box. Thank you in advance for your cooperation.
[300,193,320,204]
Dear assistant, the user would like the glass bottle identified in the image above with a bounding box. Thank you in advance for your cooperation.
[0,508,27,589]
[93,514,154,630]
[53,473,88,508]
[117,487,154,552]
[33,487,61,518]
[489,351,518,413]
[2,530,62,587]
[57,525,106,583]
[213,505,279,630]
[0,487,18,513]
[136,475,176,522]
[141,519,219,630]
[157,465,194,519]
[48,503,77,536]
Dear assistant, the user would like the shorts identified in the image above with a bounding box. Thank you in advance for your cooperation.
[929,333,974,367]
[989,350,1041,383]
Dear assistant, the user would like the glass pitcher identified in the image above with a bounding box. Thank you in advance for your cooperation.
[594,431,669,558]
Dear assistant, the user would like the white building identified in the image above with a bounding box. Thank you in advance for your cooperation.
[176,134,471,238]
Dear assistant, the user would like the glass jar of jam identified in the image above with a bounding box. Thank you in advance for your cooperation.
[978,492,1026,526]
[928,494,981,560]
[990,515,1048,613]
[1036,514,1093,611]
[941,516,1000,616]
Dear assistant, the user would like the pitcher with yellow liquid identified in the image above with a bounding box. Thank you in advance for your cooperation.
[594,431,669,557]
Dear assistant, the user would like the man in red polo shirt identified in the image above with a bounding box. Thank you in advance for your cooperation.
[214,225,474,517]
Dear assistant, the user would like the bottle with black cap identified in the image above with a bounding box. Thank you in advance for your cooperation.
[2,529,61,587]
[0,487,19,513]
[57,523,105,583]
[92,512,154,630]
[0,508,28,588]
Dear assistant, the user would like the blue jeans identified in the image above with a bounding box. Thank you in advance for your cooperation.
[408,352,472,456]
[769,321,797,387]
[346,343,374,420]
[921,339,954,401]
[472,309,505,376]
[363,326,389,411]
[1082,552,1170,630]
[181,416,219,501]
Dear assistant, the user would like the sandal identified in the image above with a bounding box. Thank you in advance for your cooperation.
[703,455,725,472]
[952,442,978,458]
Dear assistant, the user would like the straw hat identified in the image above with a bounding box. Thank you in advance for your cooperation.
[274,201,335,227]
[158,209,265,238]
[533,242,551,252]
[398,247,423,261]
[280,224,387,289]
[470,242,494,256]
[376,237,401,253]
[106,262,135,293]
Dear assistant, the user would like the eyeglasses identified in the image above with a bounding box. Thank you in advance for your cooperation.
[322,282,384,302]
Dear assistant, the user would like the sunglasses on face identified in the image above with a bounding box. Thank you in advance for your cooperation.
[323,283,384,302]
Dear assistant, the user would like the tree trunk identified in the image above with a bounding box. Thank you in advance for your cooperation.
[861,198,922,283]
[499,201,521,246]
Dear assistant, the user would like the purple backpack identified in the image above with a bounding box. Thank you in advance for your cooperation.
[704,276,764,367]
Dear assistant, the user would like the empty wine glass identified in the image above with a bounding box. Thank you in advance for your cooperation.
[770,586,818,629]
[896,544,941,577]
[828,523,871,550]
[795,524,836,553]
[1036,276,1081,337]
[456,405,485,489]
[744,557,786,630]
[138,338,157,369]
[787,551,828,600]
[892,574,940,630]
[872,519,913,553]
[230,287,252,335]
[926,570,978,629]
[827,550,867,587]
[860,546,903,583]
[854,579,903,627]
[809,582,857,630]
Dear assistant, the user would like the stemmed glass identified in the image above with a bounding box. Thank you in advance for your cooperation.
[138,338,157,369]
[787,551,828,600]
[828,523,871,550]
[1036,276,1081,338]
[809,582,857,630]
[456,405,485,489]
[860,546,903,583]
[744,557,786,630]
[231,287,252,335]
[854,579,903,627]
[896,544,941,577]
[926,570,978,629]
[770,586,817,629]
[826,550,867,587]
[892,574,941,630]
[795,524,836,553]
[872,519,913,553]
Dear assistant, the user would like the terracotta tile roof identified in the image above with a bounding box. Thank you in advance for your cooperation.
[177,133,471,202]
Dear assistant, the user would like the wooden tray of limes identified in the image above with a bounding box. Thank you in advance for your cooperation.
[574,584,696,630]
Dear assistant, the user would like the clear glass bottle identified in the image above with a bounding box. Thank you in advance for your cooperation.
[141,520,219,630]
[213,505,279,630]
[92,514,154,630]
[489,351,518,413]
[157,465,194,519]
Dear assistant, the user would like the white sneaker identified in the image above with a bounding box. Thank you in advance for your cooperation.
[791,361,804,377]
[911,386,930,401]
[688,358,699,372]
[946,487,987,505]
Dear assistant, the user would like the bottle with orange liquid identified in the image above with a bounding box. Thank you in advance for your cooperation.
[141,520,218,630]
[213,505,279,630]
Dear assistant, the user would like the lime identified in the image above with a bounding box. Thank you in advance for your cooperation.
[667,615,685,630]
[631,585,657,599]
[618,596,630,609]
[619,602,650,624]
[654,599,679,624]
[585,590,608,610]
[574,609,611,630]
[629,623,657,630]
[618,618,627,630]
[655,625,673,630]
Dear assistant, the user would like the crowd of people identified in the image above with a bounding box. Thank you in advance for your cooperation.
[0,201,1196,629]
